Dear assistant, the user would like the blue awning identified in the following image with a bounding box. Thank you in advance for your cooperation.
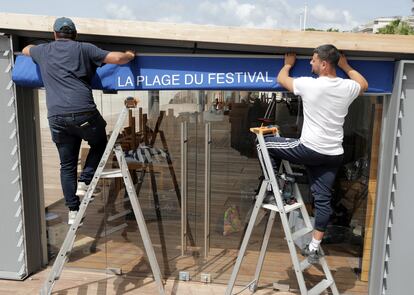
[12,55,395,93]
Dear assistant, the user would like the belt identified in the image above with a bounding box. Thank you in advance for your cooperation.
[59,110,97,117]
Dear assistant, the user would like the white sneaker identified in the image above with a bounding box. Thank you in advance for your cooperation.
[68,210,78,225]
[76,181,101,197]
[76,182,88,197]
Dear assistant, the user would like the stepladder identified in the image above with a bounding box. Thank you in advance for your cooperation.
[40,97,165,295]
[225,126,340,295]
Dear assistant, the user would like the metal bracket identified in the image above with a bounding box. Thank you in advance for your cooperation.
[179,271,190,281]
[200,273,211,283]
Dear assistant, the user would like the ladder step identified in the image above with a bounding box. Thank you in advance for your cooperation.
[101,169,123,178]
[291,227,313,240]
[107,209,132,221]
[100,223,128,237]
[262,202,303,213]
[307,279,333,295]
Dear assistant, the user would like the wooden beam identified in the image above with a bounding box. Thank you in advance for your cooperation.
[1,13,414,57]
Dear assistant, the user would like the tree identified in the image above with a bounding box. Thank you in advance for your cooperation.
[305,28,340,32]
[305,28,323,31]
[377,19,414,35]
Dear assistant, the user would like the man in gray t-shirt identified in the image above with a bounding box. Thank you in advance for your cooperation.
[22,17,135,224]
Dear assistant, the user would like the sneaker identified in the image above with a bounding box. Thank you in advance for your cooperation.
[68,210,78,225]
[76,182,101,198]
[301,244,323,264]
[76,182,88,197]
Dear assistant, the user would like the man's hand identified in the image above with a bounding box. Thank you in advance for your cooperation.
[337,53,369,95]
[277,52,296,92]
[103,49,136,65]
[125,50,136,59]
[22,44,35,56]
[284,52,296,68]
[337,53,349,70]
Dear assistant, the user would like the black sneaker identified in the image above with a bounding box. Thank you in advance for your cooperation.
[263,191,277,206]
[301,244,323,264]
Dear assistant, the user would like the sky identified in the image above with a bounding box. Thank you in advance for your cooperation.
[0,0,411,31]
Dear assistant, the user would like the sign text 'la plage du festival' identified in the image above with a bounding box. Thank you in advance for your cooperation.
[117,71,275,88]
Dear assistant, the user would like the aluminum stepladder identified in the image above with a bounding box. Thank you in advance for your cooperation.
[225,126,339,295]
[40,97,165,295]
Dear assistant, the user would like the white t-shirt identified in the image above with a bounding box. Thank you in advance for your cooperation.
[293,76,361,155]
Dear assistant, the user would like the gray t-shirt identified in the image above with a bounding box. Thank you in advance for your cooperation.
[30,39,109,117]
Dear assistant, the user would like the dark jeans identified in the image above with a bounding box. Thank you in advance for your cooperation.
[48,110,107,211]
[258,136,343,232]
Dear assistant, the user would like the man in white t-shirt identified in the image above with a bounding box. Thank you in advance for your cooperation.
[264,44,368,264]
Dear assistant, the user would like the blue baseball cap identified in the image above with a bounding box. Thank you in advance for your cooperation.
[53,17,76,33]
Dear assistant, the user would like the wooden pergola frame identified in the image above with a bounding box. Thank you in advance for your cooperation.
[0,12,413,58]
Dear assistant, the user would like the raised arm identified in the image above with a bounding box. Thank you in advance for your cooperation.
[103,50,135,65]
[338,54,368,94]
[277,53,296,92]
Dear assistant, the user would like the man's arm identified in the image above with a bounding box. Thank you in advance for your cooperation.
[338,54,368,95]
[277,53,296,92]
[103,50,135,65]
[22,44,35,56]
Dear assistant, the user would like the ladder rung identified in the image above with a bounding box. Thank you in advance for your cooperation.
[307,279,333,295]
[100,223,128,237]
[291,227,313,240]
[101,169,123,178]
[262,202,303,213]
[107,209,132,221]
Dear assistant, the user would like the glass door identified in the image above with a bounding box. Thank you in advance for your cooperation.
[102,90,201,279]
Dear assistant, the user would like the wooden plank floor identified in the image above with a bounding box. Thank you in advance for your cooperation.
[0,268,300,295]
[41,154,368,293]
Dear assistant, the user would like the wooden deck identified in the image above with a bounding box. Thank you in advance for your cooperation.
[0,267,300,295]
[0,255,367,294]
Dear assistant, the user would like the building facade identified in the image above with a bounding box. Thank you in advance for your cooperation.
[0,13,413,295]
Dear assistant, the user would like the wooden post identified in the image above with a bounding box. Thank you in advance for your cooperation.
[128,110,137,149]
[143,113,148,145]
[139,107,143,133]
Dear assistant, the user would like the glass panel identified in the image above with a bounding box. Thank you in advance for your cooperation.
[199,91,379,293]
[206,91,299,284]
[41,87,379,294]
[101,90,200,279]
[329,96,383,285]
[41,89,122,271]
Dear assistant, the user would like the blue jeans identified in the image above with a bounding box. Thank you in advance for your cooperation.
[258,136,343,232]
[48,110,107,210]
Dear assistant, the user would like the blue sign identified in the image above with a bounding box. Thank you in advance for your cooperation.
[13,55,395,93]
